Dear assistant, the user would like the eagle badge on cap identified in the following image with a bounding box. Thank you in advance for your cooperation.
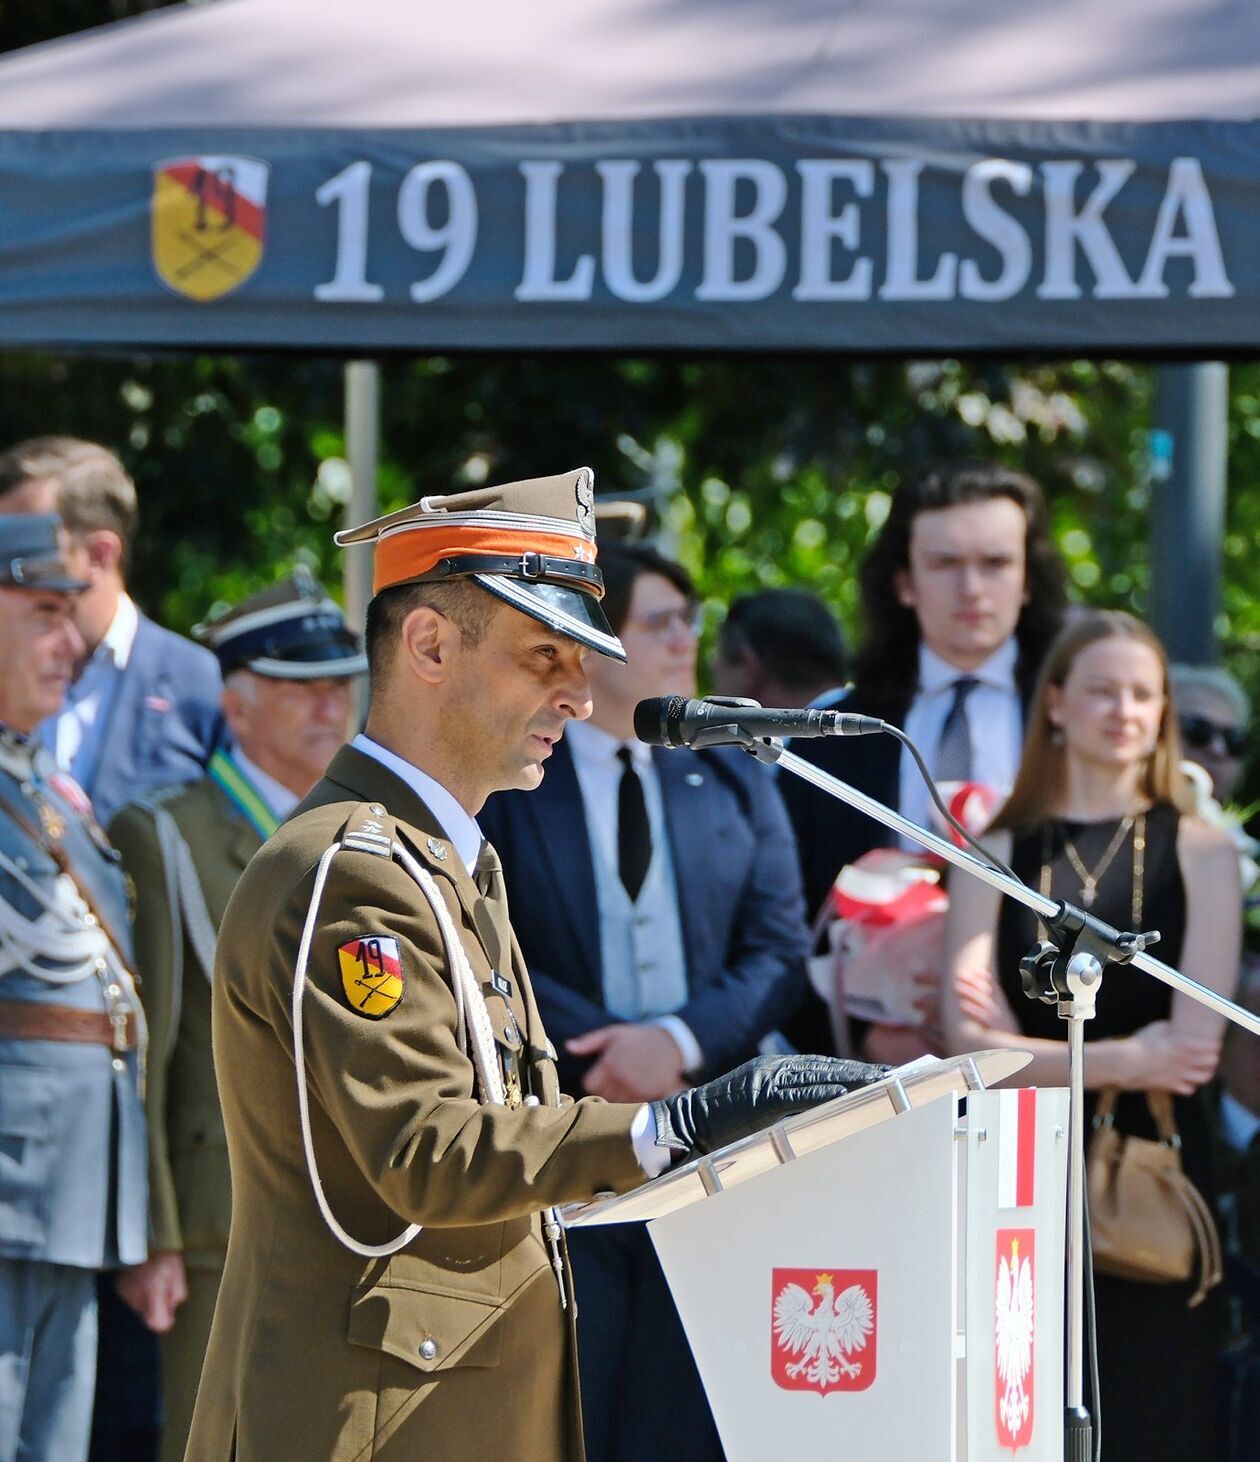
[574,468,596,535]
[338,935,404,1018]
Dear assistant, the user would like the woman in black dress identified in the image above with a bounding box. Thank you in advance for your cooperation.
[942,610,1241,1461]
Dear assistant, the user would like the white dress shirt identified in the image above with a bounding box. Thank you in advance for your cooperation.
[232,748,300,822]
[40,593,139,789]
[352,732,483,874]
[566,720,702,1074]
[352,731,671,1178]
[898,638,1022,848]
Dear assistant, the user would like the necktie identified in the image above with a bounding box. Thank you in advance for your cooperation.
[474,838,503,898]
[474,839,512,969]
[616,746,651,902]
[935,676,979,782]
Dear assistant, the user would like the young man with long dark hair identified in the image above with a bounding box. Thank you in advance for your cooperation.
[780,459,1068,1056]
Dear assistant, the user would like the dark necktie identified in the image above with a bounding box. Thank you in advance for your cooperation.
[616,746,651,903]
[935,676,979,782]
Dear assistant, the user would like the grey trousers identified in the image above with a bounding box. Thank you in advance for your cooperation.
[0,1259,97,1462]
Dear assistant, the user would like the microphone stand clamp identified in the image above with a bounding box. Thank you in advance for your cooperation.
[681,701,786,764]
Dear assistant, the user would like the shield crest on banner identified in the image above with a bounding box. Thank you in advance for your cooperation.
[994,1228,1035,1450]
[151,156,268,301]
[770,1268,877,1395]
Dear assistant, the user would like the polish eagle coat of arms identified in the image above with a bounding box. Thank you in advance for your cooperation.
[770,1268,877,1394]
[994,1229,1035,1449]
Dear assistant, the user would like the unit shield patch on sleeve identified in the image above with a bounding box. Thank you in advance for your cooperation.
[338,935,404,1018]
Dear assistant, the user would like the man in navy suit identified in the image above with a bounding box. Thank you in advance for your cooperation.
[0,437,223,828]
[481,543,808,1462]
[0,437,224,1462]
[778,461,1067,1060]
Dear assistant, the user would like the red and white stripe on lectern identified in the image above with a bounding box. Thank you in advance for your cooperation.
[996,1087,1037,1209]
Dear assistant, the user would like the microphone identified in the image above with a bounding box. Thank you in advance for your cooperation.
[634,696,886,749]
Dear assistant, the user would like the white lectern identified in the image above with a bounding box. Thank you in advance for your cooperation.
[566,1052,1067,1462]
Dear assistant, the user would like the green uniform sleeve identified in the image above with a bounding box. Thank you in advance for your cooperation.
[248,846,646,1228]
[109,802,184,1253]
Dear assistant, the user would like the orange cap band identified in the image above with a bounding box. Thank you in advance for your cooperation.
[373,525,595,595]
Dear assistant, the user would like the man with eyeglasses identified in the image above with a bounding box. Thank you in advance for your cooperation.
[481,542,809,1462]
[1170,663,1250,805]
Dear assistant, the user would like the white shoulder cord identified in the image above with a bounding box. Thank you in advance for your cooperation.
[291,836,505,1260]
[0,848,110,982]
[0,847,149,1088]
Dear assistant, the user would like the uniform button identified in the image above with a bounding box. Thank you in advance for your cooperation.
[419,1338,439,1361]
[111,1058,125,1073]
[105,984,122,999]
[84,914,97,927]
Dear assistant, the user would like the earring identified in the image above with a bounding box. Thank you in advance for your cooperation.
[1049,726,1064,747]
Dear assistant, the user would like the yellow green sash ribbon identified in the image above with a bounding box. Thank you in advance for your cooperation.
[208,751,281,841]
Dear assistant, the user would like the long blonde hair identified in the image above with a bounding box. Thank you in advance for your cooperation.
[992,610,1194,833]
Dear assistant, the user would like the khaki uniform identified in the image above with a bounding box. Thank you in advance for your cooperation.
[109,775,264,1462]
[185,745,646,1462]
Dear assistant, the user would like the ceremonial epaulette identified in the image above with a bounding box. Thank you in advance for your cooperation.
[341,802,395,859]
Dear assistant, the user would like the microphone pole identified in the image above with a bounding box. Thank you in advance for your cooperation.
[664,722,1260,1462]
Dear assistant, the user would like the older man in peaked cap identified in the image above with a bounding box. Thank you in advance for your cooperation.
[107,569,364,1462]
[184,469,886,1462]
[0,516,147,1462]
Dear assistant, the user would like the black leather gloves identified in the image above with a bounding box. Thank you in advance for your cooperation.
[650,1054,892,1159]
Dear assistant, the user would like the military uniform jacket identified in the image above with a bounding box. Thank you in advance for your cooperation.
[0,732,147,1269]
[186,746,646,1462]
[108,774,263,1267]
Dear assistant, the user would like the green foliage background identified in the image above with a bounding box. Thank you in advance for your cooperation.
[2,353,1257,656]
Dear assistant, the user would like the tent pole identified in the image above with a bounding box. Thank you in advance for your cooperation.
[344,359,380,723]
[1148,362,1228,664]
[343,358,380,634]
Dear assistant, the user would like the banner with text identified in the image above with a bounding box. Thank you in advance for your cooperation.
[1,116,1257,352]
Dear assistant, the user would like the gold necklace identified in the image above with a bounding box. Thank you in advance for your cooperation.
[1039,812,1146,927]
[1062,814,1134,909]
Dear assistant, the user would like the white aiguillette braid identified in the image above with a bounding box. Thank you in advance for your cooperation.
[394,840,504,1107]
[291,806,503,1260]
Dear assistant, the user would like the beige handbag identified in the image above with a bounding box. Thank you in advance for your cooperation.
[1086,1087,1223,1307]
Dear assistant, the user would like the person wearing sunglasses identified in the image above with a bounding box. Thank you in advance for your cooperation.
[1170,663,1250,805]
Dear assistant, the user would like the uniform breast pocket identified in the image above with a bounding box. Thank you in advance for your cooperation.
[0,1066,56,1247]
[348,1280,505,1375]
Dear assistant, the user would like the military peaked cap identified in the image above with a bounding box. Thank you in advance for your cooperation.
[194,566,367,679]
[0,514,87,593]
[334,467,625,662]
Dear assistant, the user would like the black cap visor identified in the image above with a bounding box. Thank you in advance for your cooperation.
[0,552,88,594]
[240,642,369,680]
[474,574,626,662]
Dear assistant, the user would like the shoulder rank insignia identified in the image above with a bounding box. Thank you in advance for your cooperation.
[338,935,404,1018]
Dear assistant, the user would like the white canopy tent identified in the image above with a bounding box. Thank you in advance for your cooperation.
[4,0,1259,129]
